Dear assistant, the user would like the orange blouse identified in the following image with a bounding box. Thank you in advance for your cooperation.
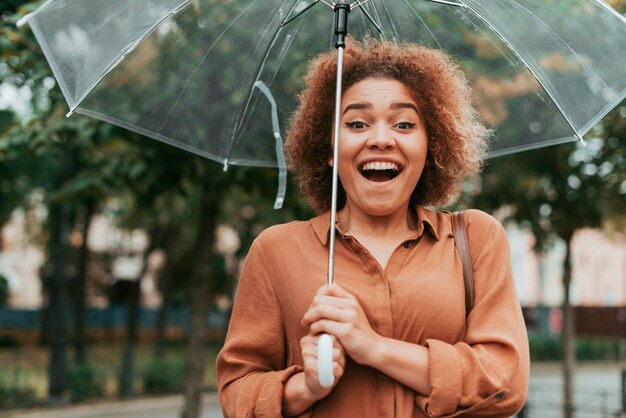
[217,207,529,417]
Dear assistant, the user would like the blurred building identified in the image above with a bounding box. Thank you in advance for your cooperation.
[1,210,625,309]
[507,224,626,307]
[0,208,162,309]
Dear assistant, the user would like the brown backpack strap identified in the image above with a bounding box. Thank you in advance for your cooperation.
[452,211,475,316]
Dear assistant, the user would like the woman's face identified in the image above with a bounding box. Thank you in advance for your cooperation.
[332,77,428,218]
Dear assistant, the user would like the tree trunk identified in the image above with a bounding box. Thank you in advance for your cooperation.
[47,200,72,405]
[562,233,575,418]
[0,215,7,252]
[119,240,154,399]
[74,200,95,365]
[182,192,217,418]
[154,266,171,360]
[119,280,140,399]
[154,224,177,359]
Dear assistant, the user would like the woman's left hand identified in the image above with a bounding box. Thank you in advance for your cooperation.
[301,284,381,365]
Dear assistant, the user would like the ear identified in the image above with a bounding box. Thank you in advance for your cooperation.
[327,157,334,167]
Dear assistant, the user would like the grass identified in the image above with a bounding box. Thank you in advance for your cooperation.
[0,343,221,408]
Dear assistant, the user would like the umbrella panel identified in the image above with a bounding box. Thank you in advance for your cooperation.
[79,0,287,167]
[25,0,626,166]
[237,0,578,161]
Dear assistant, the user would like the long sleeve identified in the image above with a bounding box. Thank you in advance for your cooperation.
[415,211,529,417]
[216,240,304,418]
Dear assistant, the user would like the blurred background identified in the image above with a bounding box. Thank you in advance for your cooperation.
[0,0,625,417]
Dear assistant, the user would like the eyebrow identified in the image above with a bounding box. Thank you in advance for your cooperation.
[342,102,371,116]
[342,101,420,116]
[390,102,420,114]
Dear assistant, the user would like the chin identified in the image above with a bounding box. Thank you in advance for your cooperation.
[361,202,402,216]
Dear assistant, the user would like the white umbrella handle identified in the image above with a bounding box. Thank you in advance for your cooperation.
[317,333,335,388]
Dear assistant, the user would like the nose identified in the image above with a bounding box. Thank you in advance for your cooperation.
[366,124,395,150]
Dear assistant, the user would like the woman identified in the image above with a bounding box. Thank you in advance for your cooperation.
[217,39,529,417]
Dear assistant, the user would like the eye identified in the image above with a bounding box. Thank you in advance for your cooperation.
[395,121,416,130]
[345,121,367,130]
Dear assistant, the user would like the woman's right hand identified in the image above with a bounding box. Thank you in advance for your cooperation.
[300,332,346,398]
[283,334,345,416]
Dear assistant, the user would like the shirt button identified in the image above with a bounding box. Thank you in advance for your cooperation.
[403,241,410,249]
[495,392,505,400]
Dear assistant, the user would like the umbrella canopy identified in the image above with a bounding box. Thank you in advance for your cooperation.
[19,0,626,170]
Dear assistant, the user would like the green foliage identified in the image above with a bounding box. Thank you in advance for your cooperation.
[575,338,620,362]
[466,99,626,252]
[66,362,106,401]
[141,358,185,395]
[529,335,562,361]
[529,335,620,362]
[0,369,38,409]
[0,0,24,14]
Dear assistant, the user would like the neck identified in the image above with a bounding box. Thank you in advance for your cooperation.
[337,203,417,239]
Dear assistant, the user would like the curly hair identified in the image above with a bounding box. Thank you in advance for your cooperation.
[284,38,490,214]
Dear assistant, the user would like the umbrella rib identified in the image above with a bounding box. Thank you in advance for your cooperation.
[355,3,383,35]
[52,1,139,94]
[377,1,400,41]
[281,0,320,27]
[226,1,303,163]
[401,0,443,50]
[156,1,259,137]
[65,0,192,115]
[15,0,55,27]
[63,1,189,86]
[464,1,604,138]
[511,0,614,103]
[423,0,464,7]
[578,86,626,138]
[486,135,578,159]
[351,0,372,9]
[592,0,626,25]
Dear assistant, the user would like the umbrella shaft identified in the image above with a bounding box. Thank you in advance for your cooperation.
[328,46,345,287]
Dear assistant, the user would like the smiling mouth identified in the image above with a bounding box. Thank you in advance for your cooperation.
[359,161,401,182]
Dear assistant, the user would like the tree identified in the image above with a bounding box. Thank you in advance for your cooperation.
[0,108,20,251]
[465,100,625,418]
[1,2,193,401]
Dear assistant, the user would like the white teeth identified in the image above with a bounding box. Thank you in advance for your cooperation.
[361,161,399,171]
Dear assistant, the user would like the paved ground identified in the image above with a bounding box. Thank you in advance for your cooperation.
[2,393,222,418]
[3,363,625,418]
[526,362,624,418]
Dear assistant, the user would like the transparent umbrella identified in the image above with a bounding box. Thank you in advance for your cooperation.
[18,0,626,387]
[18,0,626,179]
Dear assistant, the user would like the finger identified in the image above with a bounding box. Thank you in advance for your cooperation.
[301,304,352,327]
[310,293,354,308]
[309,319,346,337]
[301,343,317,358]
[333,360,345,378]
[322,283,355,299]
[303,356,317,373]
[300,334,316,349]
[305,290,349,313]
[315,284,334,296]
[333,346,344,362]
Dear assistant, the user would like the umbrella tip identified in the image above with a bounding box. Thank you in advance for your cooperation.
[223,159,229,172]
[16,14,30,28]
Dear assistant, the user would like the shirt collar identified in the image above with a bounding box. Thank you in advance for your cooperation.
[311,206,440,246]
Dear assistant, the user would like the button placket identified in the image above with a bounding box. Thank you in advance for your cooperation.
[384,240,415,280]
